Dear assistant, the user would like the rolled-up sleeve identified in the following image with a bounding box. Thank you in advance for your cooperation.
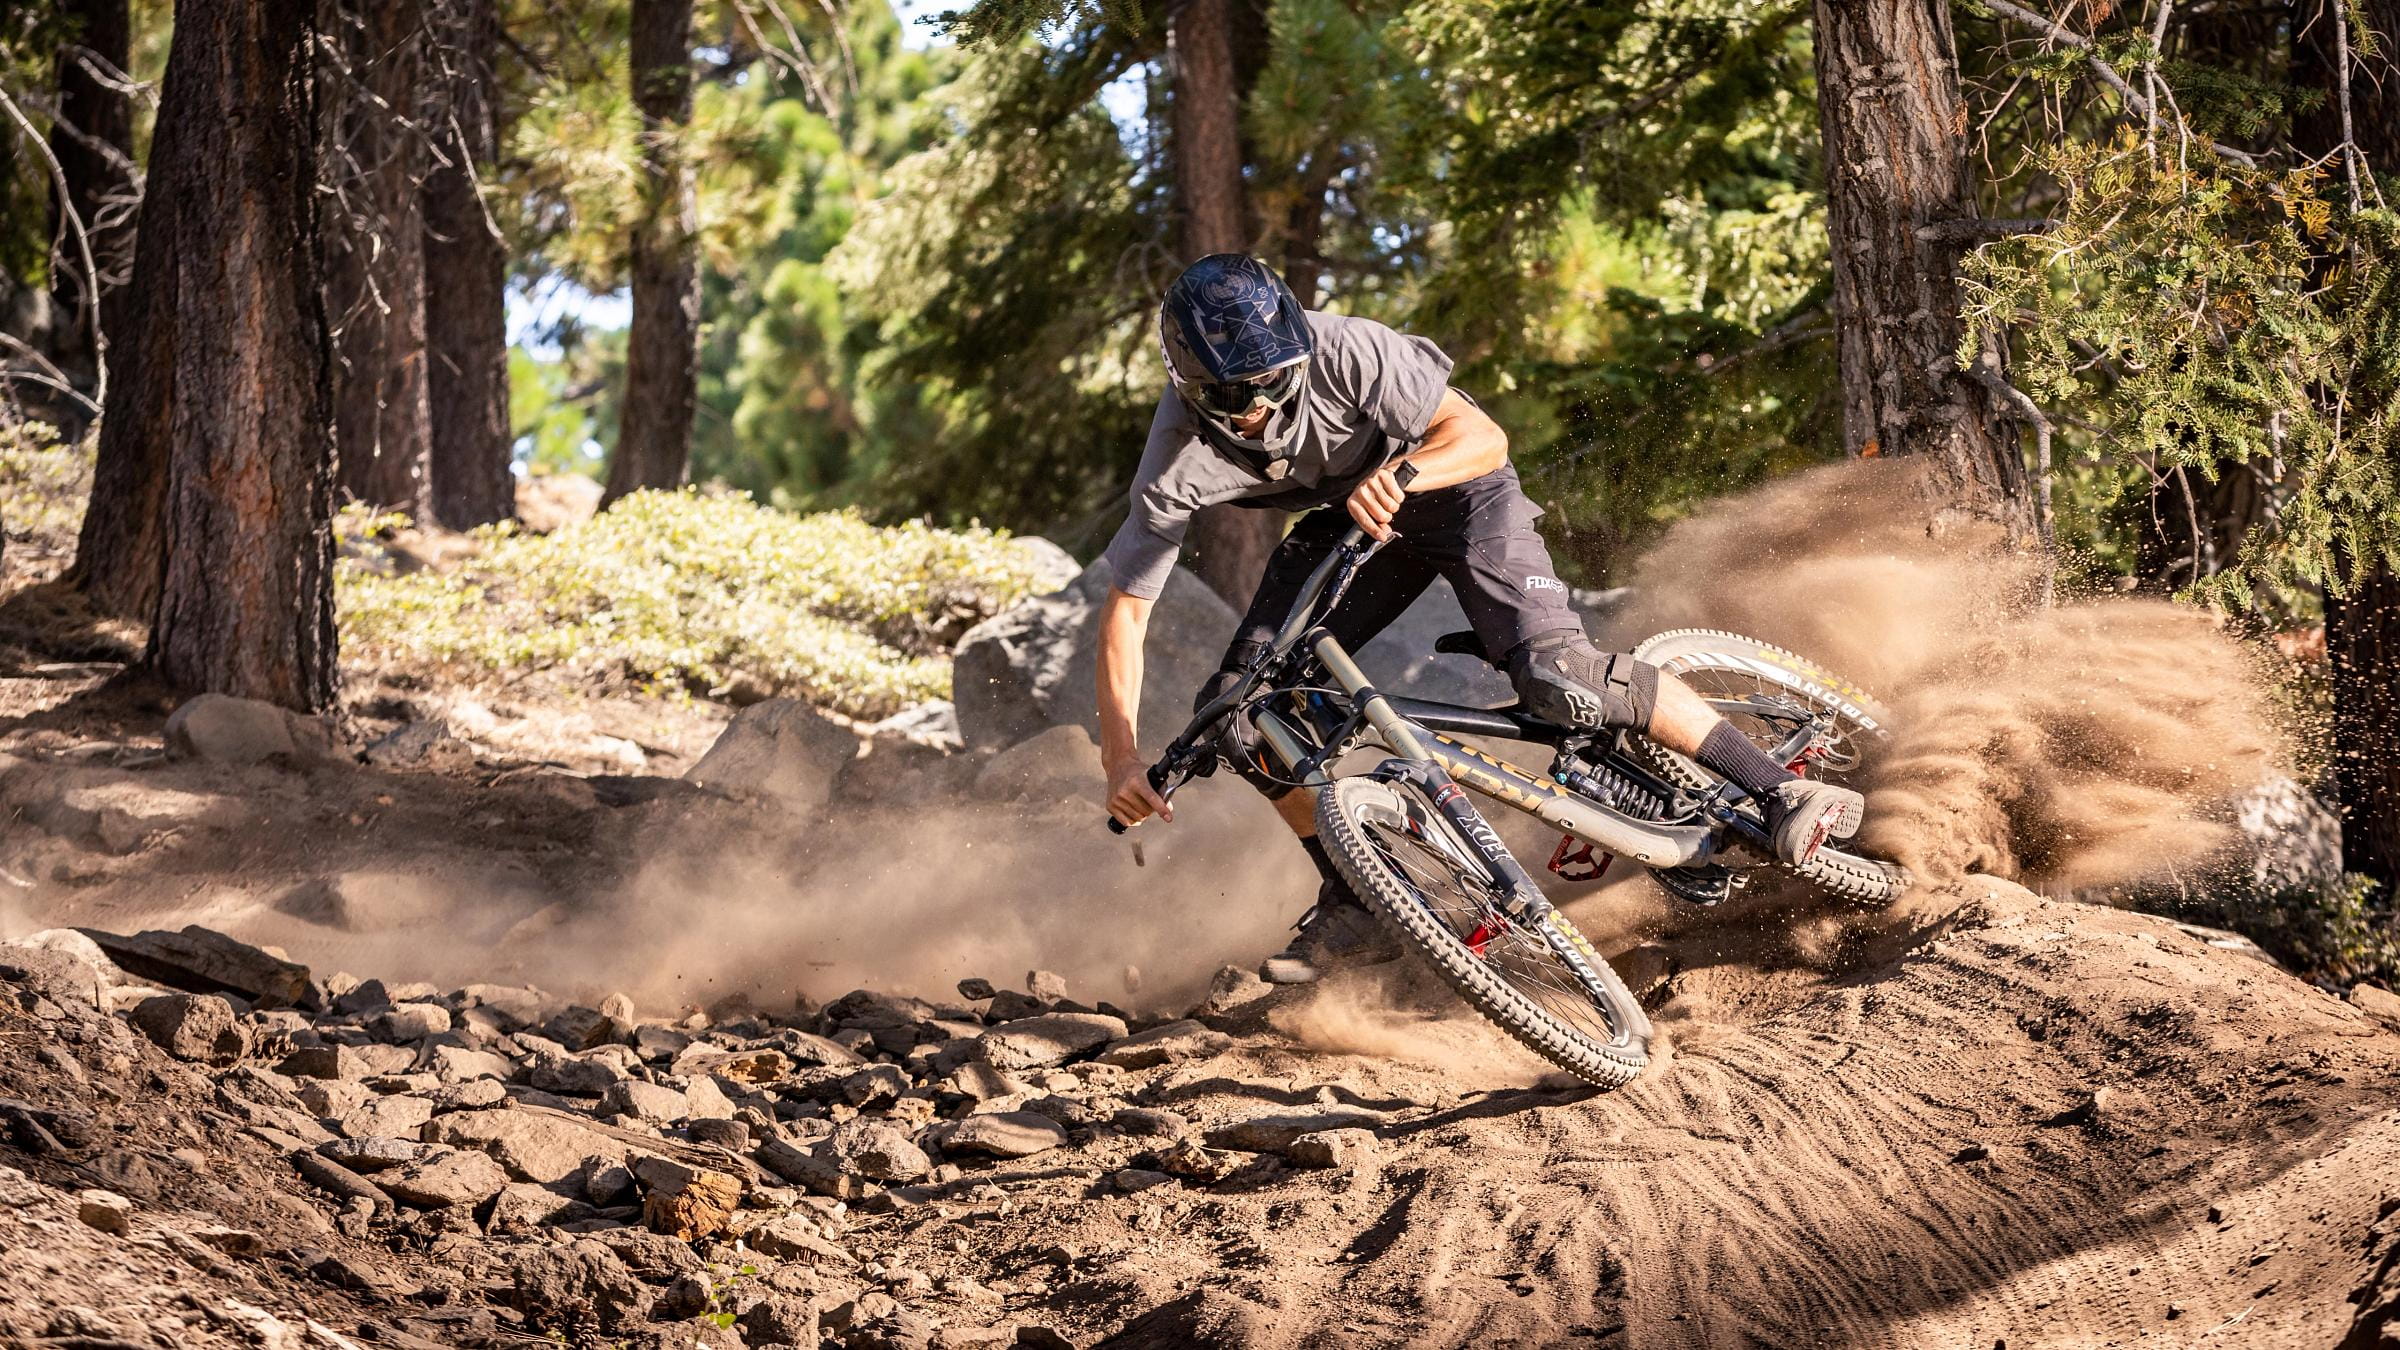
[1099,516,1181,600]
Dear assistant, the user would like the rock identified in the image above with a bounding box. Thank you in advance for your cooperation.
[953,556,1237,752]
[1096,1020,1230,1070]
[946,1062,1026,1102]
[937,1111,1068,1159]
[295,1079,372,1120]
[652,1274,711,1321]
[76,1189,132,1234]
[281,1043,413,1082]
[1109,1107,1191,1139]
[746,1211,855,1264]
[974,725,1104,803]
[1151,1139,1242,1183]
[428,1045,516,1084]
[740,1295,820,1347]
[335,1094,433,1141]
[1205,1111,1388,1155]
[604,1080,689,1123]
[164,693,331,766]
[1016,1328,1078,1350]
[0,931,115,1008]
[517,467,603,533]
[545,1005,617,1051]
[1111,1167,1176,1194]
[423,1109,624,1186]
[1013,536,1083,592]
[985,990,1051,1022]
[972,1013,1127,1072]
[840,1064,911,1108]
[486,1181,594,1233]
[826,1120,931,1182]
[673,1045,802,1081]
[363,721,474,773]
[532,1053,626,1095]
[80,925,313,1008]
[290,1151,392,1211]
[687,1118,750,1150]
[1285,1128,1378,1170]
[684,699,859,810]
[2354,983,2400,1029]
[861,700,965,751]
[682,1076,737,1121]
[509,1240,647,1335]
[956,977,997,1002]
[317,1137,427,1173]
[369,1002,453,1043]
[383,1149,508,1209]
[128,993,249,1064]
[637,1158,742,1241]
[456,983,547,1031]
[754,1135,876,1202]
[1025,970,1069,1002]
[1193,964,1271,1019]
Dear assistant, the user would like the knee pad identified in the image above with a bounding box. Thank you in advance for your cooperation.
[1505,633,1658,731]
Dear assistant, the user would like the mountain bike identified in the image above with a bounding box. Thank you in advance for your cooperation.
[1106,469,1910,1088]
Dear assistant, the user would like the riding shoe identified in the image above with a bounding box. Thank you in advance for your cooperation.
[1763,778,1866,867]
[1259,885,1390,985]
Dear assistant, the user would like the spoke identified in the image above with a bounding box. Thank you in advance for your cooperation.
[1361,815,1623,1044]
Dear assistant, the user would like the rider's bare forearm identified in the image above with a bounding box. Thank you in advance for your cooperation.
[1395,389,1508,492]
[1096,587,1154,771]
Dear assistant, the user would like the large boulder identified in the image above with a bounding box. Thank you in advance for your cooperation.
[952,557,1238,753]
[80,925,313,1008]
[682,699,859,810]
[163,694,334,766]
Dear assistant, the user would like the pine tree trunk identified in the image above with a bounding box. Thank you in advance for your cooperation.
[2302,0,2400,893]
[327,0,432,518]
[1172,0,1282,604]
[604,0,700,509]
[132,0,340,711]
[1811,0,2029,533]
[421,0,514,529]
[45,0,134,413]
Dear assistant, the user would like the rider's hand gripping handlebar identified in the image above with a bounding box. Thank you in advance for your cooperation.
[1104,461,1418,836]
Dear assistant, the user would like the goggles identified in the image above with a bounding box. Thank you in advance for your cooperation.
[1186,360,1308,418]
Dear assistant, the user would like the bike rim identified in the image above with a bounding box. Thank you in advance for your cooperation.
[1353,791,1632,1049]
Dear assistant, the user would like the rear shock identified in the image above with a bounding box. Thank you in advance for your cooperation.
[1553,753,1668,821]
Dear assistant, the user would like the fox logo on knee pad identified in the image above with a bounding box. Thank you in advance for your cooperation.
[1505,634,1659,732]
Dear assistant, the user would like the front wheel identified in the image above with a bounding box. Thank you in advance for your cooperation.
[1315,776,1652,1089]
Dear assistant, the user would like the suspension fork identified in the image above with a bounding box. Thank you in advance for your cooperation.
[1298,633,1556,923]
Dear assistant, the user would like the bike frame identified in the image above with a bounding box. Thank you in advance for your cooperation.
[1112,494,1788,889]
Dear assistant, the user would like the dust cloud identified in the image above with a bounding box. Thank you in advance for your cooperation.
[1610,458,2287,894]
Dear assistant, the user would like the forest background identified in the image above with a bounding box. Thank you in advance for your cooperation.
[0,0,2395,973]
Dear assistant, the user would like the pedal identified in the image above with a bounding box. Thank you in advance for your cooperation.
[1653,865,1734,906]
[1547,834,1611,882]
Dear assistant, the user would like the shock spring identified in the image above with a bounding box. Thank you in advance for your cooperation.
[1555,755,1667,820]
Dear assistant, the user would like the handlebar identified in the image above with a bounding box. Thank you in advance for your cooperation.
[1104,461,1419,835]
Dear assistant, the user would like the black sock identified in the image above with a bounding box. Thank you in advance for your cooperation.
[1696,722,1796,798]
[1299,835,1363,905]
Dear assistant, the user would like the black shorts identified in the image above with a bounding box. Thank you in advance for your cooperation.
[1225,468,1584,669]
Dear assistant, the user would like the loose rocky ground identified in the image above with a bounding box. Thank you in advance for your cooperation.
[0,856,2396,1347]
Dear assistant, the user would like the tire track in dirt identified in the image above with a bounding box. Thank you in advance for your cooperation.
[1127,879,2400,1348]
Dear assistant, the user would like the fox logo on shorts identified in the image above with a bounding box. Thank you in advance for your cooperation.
[1524,576,1565,594]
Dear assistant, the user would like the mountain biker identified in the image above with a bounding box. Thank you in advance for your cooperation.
[1098,254,1865,984]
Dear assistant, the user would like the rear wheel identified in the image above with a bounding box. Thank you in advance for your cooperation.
[1316,776,1651,1089]
[1632,628,1909,905]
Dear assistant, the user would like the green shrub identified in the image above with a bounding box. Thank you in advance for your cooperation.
[2159,872,2400,990]
[0,421,94,556]
[337,488,1049,719]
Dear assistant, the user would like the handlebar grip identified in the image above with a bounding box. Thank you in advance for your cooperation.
[1391,460,1420,489]
[1104,762,1177,835]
